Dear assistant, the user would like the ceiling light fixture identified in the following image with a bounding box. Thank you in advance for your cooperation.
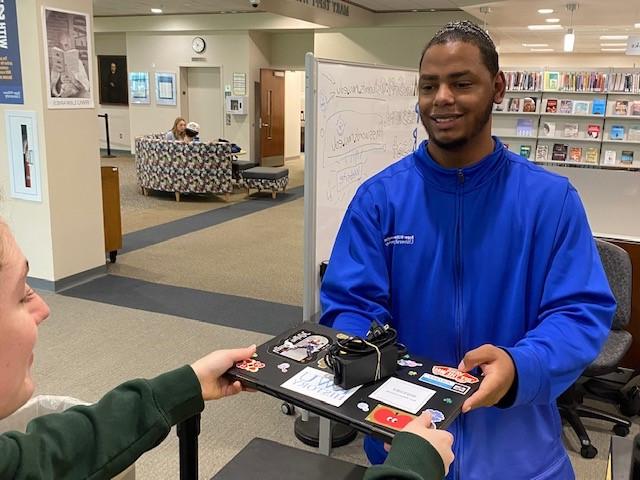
[480,6,491,33]
[545,18,560,23]
[600,35,629,40]
[150,8,162,13]
[522,43,549,47]
[531,48,555,52]
[635,23,640,28]
[600,48,626,51]
[600,43,627,47]
[528,24,563,30]
[563,4,577,52]
[538,8,554,14]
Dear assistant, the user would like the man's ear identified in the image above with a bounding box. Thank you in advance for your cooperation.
[493,70,507,104]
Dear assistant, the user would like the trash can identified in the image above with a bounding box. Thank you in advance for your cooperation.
[0,395,135,480]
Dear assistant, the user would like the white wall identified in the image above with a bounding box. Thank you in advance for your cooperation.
[284,71,303,159]
[271,32,313,69]
[126,32,252,157]
[95,32,130,151]
[501,53,640,69]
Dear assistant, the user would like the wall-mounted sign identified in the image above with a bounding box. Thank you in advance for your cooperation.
[155,72,176,105]
[233,72,246,96]
[42,7,94,109]
[5,111,41,202]
[295,0,350,17]
[0,0,24,104]
[627,37,640,55]
[129,72,150,104]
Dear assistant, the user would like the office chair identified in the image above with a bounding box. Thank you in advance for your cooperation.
[558,238,634,459]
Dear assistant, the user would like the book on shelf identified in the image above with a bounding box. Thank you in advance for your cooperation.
[545,98,558,113]
[504,71,543,91]
[603,150,617,165]
[508,97,521,112]
[522,97,537,113]
[494,102,505,112]
[519,145,532,159]
[585,147,599,164]
[542,121,556,136]
[516,118,535,136]
[628,126,640,141]
[587,124,601,139]
[573,101,590,115]
[551,143,568,161]
[569,146,583,162]
[608,72,640,93]
[535,144,549,162]
[631,101,640,116]
[614,100,629,116]
[544,71,559,91]
[620,150,634,164]
[559,99,573,114]
[563,123,579,138]
[591,98,606,115]
[610,125,625,140]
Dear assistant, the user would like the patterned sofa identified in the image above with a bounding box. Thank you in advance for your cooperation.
[135,134,234,201]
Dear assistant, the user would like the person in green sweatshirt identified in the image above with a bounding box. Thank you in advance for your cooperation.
[0,219,454,479]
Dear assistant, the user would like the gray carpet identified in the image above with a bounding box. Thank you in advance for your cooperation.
[60,274,302,335]
[122,186,303,254]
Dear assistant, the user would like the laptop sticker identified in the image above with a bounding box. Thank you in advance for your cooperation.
[277,362,290,373]
[271,330,332,364]
[418,372,471,395]
[280,367,361,407]
[365,404,416,431]
[369,377,436,414]
[432,366,479,384]
[357,402,370,412]
[235,359,265,373]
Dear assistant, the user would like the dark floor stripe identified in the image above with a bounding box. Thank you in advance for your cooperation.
[123,186,303,254]
[61,275,302,336]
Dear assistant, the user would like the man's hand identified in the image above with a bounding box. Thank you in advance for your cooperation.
[399,412,455,475]
[190,345,256,401]
[458,344,515,413]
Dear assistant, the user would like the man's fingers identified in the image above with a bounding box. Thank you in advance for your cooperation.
[458,344,497,372]
[227,345,257,363]
[414,411,433,428]
[461,377,499,412]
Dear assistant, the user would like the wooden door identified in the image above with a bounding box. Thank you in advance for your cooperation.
[260,69,285,166]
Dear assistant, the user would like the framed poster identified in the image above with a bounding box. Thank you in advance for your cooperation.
[0,0,24,104]
[5,111,41,202]
[98,55,128,105]
[129,72,150,104]
[42,7,93,109]
[233,72,246,95]
[155,72,176,106]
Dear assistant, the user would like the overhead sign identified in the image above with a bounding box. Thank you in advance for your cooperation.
[295,0,349,17]
[0,0,24,104]
[626,36,640,55]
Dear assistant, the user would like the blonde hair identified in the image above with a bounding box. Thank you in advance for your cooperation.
[171,117,187,141]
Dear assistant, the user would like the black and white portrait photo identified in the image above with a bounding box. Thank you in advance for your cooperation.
[98,55,128,105]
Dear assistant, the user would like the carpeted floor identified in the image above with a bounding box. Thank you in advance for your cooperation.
[21,151,639,479]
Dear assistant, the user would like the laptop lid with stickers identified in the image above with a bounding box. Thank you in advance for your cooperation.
[226,324,481,443]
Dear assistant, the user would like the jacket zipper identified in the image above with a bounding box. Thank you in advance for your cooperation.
[455,168,464,480]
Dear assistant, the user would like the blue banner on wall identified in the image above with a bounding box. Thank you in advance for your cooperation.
[0,0,23,104]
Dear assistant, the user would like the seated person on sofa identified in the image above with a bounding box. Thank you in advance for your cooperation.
[166,116,187,142]
[185,121,201,144]
[0,220,454,479]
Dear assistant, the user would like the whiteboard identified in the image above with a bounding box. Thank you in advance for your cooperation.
[303,53,427,322]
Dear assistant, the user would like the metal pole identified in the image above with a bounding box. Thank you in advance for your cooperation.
[98,113,115,158]
[176,413,200,480]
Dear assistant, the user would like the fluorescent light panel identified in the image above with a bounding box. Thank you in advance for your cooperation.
[600,43,627,47]
[564,29,575,52]
[601,48,626,51]
[545,18,560,23]
[528,24,563,30]
[150,8,162,13]
[537,8,554,14]
[599,35,628,40]
[522,43,549,47]
[635,23,640,28]
[531,48,554,52]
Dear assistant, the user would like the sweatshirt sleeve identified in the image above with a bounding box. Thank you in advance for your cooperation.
[363,432,446,480]
[502,185,616,407]
[320,194,392,336]
[0,365,204,480]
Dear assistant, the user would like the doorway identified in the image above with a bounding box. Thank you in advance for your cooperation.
[260,69,285,166]
[182,67,223,143]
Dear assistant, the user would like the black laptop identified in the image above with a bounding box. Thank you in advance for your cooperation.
[226,324,480,443]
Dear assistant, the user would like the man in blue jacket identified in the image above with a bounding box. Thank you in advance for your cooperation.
[320,20,616,480]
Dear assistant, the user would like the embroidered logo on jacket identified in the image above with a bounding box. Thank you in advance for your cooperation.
[384,235,415,246]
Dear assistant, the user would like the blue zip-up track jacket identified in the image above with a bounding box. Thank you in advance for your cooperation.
[320,139,616,480]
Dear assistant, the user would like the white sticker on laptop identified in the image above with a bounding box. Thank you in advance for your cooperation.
[280,367,361,407]
[369,377,436,414]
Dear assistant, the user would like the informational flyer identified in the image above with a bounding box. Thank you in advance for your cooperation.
[0,0,24,104]
[155,72,176,105]
[129,72,150,104]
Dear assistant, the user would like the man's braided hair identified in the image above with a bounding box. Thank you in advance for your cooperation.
[419,20,499,77]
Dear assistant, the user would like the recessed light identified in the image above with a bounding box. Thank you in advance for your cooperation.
[600,43,627,47]
[599,35,628,40]
[522,43,549,47]
[150,8,162,13]
[545,18,560,23]
[528,24,563,30]
[635,23,640,28]
[531,48,554,52]
[600,48,626,52]
[537,8,554,14]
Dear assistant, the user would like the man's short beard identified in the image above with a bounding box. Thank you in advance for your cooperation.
[422,99,494,150]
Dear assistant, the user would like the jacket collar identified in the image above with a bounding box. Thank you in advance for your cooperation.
[414,137,507,193]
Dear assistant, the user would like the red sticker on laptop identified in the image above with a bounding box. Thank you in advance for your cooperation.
[365,405,416,431]
[235,359,265,373]
[432,366,479,384]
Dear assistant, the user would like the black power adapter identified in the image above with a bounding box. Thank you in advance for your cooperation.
[325,324,402,389]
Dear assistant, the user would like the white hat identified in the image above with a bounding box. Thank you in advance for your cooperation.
[186,122,200,134]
